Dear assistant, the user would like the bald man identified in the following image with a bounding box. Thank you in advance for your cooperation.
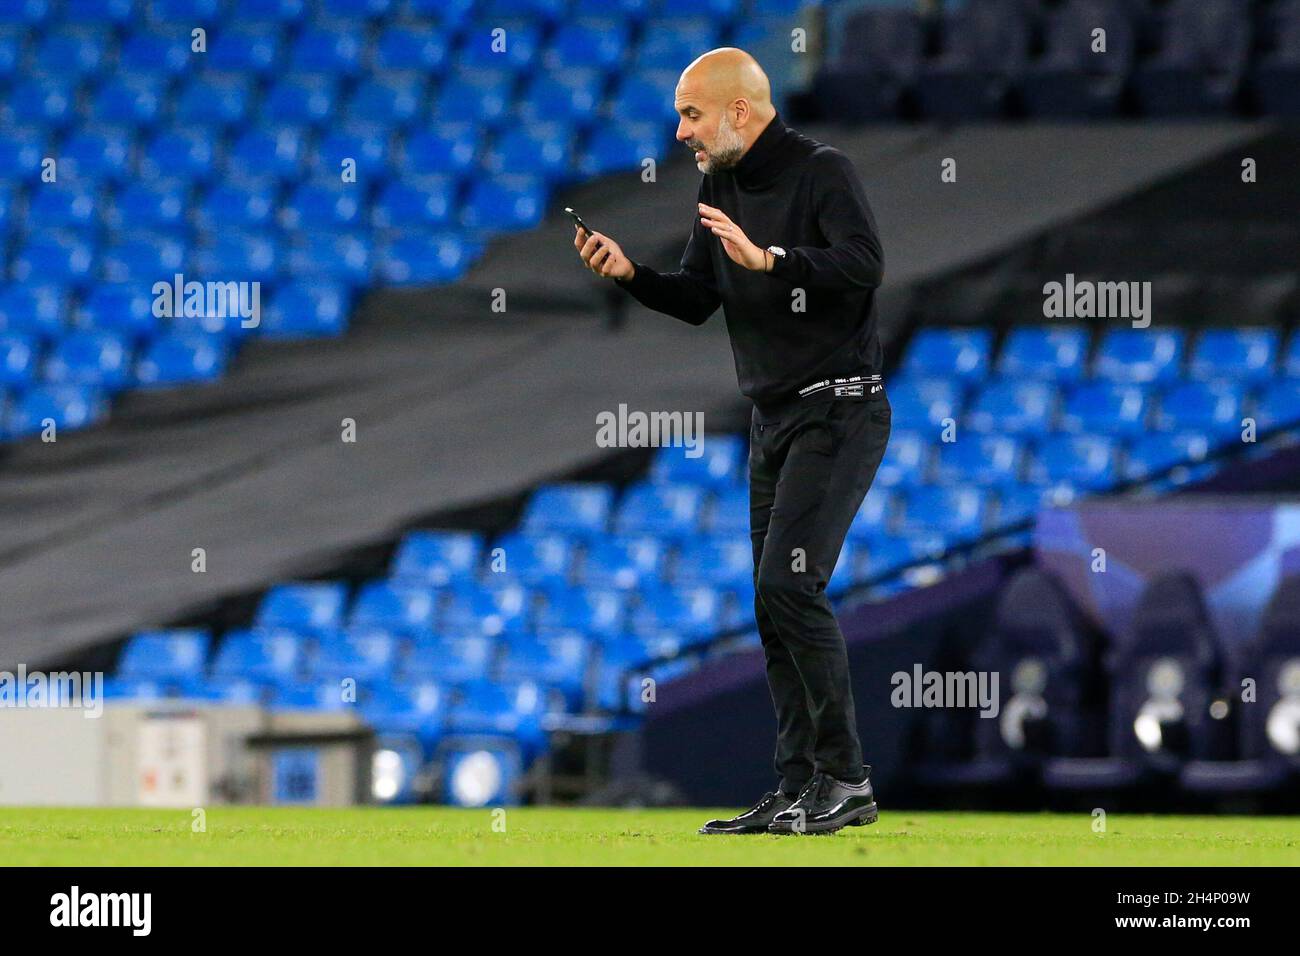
[574,49,890,835]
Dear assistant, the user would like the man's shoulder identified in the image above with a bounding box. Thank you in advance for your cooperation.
[805,142,857,176]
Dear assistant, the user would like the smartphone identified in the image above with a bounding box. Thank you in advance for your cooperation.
[564,207,595,237]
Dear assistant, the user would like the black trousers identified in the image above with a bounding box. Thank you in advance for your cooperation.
[749,392,891,794]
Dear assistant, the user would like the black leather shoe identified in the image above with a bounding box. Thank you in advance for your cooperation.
[698,791,794,834]
[768,768,878,835]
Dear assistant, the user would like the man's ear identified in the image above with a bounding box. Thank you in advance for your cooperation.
[731,98,750,128]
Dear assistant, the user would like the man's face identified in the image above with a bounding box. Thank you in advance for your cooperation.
[675,94,746,175]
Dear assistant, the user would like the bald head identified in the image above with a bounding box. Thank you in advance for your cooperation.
[673,48,776,174]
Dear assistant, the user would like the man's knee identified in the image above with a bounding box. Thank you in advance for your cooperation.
[755,563,823,611]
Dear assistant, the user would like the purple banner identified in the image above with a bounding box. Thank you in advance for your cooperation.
[1035,499,1300,648]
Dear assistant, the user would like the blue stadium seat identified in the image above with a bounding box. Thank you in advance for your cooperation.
[348,581,438,634]
[932,435,1023,485]
[899,486,988,541]
[1279,332,1300,378]
[257,582,350,633]
[1122,432,1210,482]
[6,77,76,127]
[460,175,546,234]
[966,379,1057,435]
[488,532,574,586]
[440,581,530,637]
[546,18,629,72]
[887,376,963,428]
[229,125,308,183]
[1093,329,1184,384]
[134,333,228,386]
[536,585,627,637]
[498,634,591,706]
[606,69,679,125]
[405,635,497,683]
[0,333,39,387]
[263,73,340,126]
[434,69,514,126]
[101,234,187,283]
[374,25,450,72]
[994,482,1057,526]
[674,536,751,589]
[0,126,44,177]
[390,530,483,587]
[43,331,134,392]
[347,72,426,127]
[11,234,95,284]
[577,121,670,177]
[518,69,604,125]
[175,74,254,126]
[372,179,458,230]
[612,483,706,537]
[634,18,717,70]
[484,123,573,181]
[1255,380,1300,431]
[521,483,613,535]
[118,29,192,75]
[582,536,667,590]
[5,384,107,437]
[1189,328,1278,383]
[403,124,478,176]
[0,285,66,340]
[110,182,187,232]
[119,629,211,681]
[704,487,749,535]
[34,25,109,78]
[649,434,744,487]
[258,280,348,340]
[873,430,931,488]
[1060,382,1149,437]
[844,487,896,542]
[286,232,373,287]
[1156,381,1245,436]
[207,25,283,74]
[58,128,133,182]
[91,74,164,125]
[902,328,992,382]
[996,326,1088,381]
[211,628,303,683]
[308,628,399,682]
[28,186,98,230]
[140,128,216,182]
[629,585,723,640]
[281,181,363,231]
[457,18,542,72]
[312,125,390,182]
[291,24,363,74]
[375,233,479,285]
[1029,434,1117,490]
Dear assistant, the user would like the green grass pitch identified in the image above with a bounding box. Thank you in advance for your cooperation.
[2,807,1298,866]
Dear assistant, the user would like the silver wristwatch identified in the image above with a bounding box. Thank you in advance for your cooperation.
[765,246,786,271]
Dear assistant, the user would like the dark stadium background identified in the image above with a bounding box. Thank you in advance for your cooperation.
[0,0,1298,817]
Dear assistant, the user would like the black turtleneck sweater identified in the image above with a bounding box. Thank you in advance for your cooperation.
[615,114,884,409]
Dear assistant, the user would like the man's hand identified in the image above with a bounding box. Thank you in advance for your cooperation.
[698,203,768,272]
[574,228,634,281]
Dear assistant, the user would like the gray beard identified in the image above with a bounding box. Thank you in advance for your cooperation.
[697,115,746,174]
